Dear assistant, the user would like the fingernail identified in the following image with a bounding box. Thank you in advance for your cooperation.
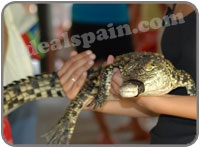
[83,72,87,76]
[114,68,117,72]
[90,54,96,59]
[88,60,94,65]
[86,50,92,55]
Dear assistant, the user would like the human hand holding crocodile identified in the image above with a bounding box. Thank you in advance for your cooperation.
[58,50,96,100]
[106,55,123,98]
[103,54,196,120]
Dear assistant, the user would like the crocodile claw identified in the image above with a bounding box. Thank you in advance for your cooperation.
[87,99,104,110]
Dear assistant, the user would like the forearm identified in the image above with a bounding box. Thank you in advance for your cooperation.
[84,98,158,118]
[136,95,197,120]
[129,4,141,29]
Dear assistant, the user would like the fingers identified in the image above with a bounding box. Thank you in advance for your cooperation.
[58,50,96,100]
[105,55,124,98]
[59,50,95,85]
[66,72,87,99]
[110,81,121,97]
[107,55,115,65]
[110,68,123,97]
[110,71,123,98]
[62,60,94,92]
[112,69,123,86]
[58,50,93,76]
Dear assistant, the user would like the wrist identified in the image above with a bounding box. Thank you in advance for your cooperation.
[135,96,149,107]
[135,96,161,114]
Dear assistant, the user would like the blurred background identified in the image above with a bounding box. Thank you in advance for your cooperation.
[3,3,167,144]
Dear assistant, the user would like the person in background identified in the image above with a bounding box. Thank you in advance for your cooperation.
[70,4,149,143]
[3,4,42,144]
[58,3,196,144]
[150,4,196,143]
[130,4,165,52]
[3,16,13,145]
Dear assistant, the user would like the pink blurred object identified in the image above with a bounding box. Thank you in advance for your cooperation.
[96,136,118,144]
[134,30,158,53]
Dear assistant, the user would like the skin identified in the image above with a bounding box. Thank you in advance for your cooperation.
[167,4,195,19]
[58,50,96,99]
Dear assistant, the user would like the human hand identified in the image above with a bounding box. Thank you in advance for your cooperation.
[106,55,123,98]
[58,50,96,100]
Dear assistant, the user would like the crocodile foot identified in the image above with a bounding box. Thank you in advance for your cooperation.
[87,98,104,110]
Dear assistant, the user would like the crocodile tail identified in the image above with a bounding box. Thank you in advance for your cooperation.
[3,72,66,116]
[42,97,90,144]
[42,66,101,144]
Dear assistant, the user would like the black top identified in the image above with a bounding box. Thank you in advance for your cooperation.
[71,23,133,61]
[150,9,197,144]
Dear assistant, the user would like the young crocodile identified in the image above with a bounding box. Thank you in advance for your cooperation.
[3,52,196,144]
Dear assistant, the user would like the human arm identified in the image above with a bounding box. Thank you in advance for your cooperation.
[135,95,197,120]
[108,54,197,120]
[129,4,141,29]
[85,94,196,119]
[84,98,158,117]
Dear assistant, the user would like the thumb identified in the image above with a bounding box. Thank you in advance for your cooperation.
[107,55,115,65]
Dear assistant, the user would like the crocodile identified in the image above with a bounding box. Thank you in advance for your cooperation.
[3,52,196,144]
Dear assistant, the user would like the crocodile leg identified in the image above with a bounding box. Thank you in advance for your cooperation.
[87,65,119,110]
[175,69,196,96]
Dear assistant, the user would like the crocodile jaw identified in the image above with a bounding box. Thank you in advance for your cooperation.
[119,84,138,98]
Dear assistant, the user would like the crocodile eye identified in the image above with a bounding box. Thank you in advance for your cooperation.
[146,63,154,71]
